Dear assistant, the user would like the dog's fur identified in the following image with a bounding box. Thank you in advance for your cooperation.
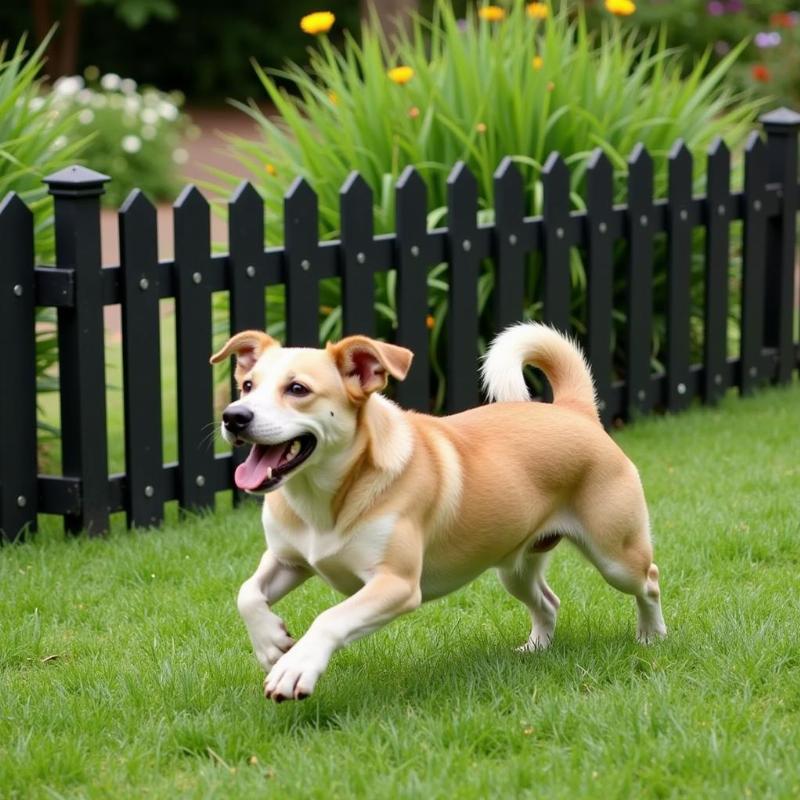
[210,323,666,702]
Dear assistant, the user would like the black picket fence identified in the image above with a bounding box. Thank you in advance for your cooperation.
[1,108,799,541]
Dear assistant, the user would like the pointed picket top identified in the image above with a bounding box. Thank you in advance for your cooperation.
[229,180,262,208]
[760,106,800,129]
[0,191,32,221]
[174,184,209,212]
[494,156,522,189]
[586,147,612,176]
[340,170,371,202]
[668,138,691,166]
[396,164,426,195]
[446,160,477,193]
[542,151,568,181]
[284,175,316,206]
[628,142,653,173]
[44,164,110,197]
[744,129,766,157]
[120,188,155,217]
[707,136,729,160]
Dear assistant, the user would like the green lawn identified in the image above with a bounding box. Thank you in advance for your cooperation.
[3,382,800,799]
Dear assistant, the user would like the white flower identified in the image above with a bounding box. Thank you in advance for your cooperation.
[28,96,46,112]
[109,95,124,110]
[54,75,84,96]
[172,147,189,164]
[52,135,68,150]
[77,88,93,105]
[141,125,157,140]
[120,78,138,94]
[78,109,95,124]
[124,96,140,114]
[140,108,159,125]
[159,101,178,121]
[122,135,142,154]
[91,94,108,109]
[101,73,121,91]
[142,90,159,107]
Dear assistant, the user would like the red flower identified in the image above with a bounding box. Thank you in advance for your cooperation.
[752,64,771,83]
[769,12,795,28]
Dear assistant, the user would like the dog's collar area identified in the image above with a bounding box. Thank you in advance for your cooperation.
[234,434,317,492]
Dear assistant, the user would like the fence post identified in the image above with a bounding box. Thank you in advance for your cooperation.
[44,166,110,536]
[0,194,37,542]
[760,107,800,384]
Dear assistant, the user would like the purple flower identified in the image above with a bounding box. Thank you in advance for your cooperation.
[456,18,468,32]
[725,0,743,11]
[707,0,724,15]
[755,31,782,48]
[714,40,731,55]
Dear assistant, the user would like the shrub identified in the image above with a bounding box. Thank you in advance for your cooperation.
[211,1,762,409]
[48,70,192,207]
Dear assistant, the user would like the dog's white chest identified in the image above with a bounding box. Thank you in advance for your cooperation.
[263,506,397,596]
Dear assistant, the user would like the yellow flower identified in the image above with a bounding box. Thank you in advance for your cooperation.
[388,66,414,85]
[604,0,636,15]
[265,163,277,176]
[300,11,335,35]
[327,91,338,105]
[531,55,544,70]
[527,3,549,20]
[426,315,435,330]
[478,5,506,22]
[475,122,487,133]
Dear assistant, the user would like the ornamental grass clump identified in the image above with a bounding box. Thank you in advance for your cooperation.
[213,0,762,409]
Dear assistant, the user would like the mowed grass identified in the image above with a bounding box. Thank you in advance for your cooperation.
[2,383,800,799]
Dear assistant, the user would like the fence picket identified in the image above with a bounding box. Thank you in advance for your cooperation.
[120,191,164,527]
[666,140,693,412]
[340,172,376,337]
[492,158,526,335]
[541,153,571,332]
[284,178,320,347]
[0,194,37,541]
[174,185,215,512]
[394,166,431,411]
[761,109,800,384]
[445,162,480,413]
[741,132,768,396]
[585,149,614,425]
[704,138,730,404]
[625,144,655,417]
[45,166,110,535]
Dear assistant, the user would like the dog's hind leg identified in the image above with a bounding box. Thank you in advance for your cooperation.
[498,550,560,651]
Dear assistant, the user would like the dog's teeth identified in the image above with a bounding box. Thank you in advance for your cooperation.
[288,440,301,459]
[266,467,273,479]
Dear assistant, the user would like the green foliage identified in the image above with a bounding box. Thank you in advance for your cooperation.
[50,70,191,207]
[2,381,800,797]
[210,0,761,409]
[80,0,179,29]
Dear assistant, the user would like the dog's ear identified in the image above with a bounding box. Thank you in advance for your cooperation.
[327,336,413,399]
[210,330,276,377]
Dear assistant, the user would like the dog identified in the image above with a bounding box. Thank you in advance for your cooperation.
[210,322,666,702]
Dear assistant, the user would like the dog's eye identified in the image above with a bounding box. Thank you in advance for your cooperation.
[242,380,253,393]
[286,382,310,397]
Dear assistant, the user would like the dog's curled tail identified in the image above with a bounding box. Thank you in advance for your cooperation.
[481,322,599,422]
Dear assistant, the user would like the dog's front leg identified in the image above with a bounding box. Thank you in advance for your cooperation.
[238,550,311,673]
[264,570,421,702]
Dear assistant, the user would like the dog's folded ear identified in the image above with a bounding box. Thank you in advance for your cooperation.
[327,336,413,398]
[210,330,276,373]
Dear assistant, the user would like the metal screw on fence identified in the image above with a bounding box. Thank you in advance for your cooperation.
[144,485,155,498]
[679,209,688,222]
[597,399,606,411]
[462,239,471,252]
[138,277,149,291]
[300,259,311,271]
[753,199,762,212]
[508,233,517,246]
[246,265,256,278]
[749,366,757,377]
[16,496,26,508]
[715,374,723,386]
[410,245,420,257]
[640,214,648,227]
[555,227,565,239]
[637,389,646,401]
[12,284,23,297]
[356,252,366,264]
[677,383,687,395]
[192,272,202,284]
[717,204,726,216]
[195,474,206,487]
[598,222,607,234]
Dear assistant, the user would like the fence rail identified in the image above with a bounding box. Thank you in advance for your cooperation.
[1,108,799,541]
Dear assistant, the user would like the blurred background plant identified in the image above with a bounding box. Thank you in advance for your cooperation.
[207,0,761,409]
[48,69,193,206]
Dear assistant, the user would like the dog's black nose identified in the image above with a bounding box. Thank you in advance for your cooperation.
[222,405,254,433]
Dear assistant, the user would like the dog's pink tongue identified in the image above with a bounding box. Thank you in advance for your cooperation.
[234,444,282,491]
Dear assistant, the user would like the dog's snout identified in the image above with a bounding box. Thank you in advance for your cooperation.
[222,405,254,433]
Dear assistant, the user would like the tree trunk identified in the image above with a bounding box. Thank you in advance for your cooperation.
[29,0,83,79]
[361,0,419,42]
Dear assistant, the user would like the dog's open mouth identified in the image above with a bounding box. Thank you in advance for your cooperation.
[234,434,317,492]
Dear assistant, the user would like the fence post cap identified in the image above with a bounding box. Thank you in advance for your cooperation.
[43,165,111,197]
[760,107,800,130]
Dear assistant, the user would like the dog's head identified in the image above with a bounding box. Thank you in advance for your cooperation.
[210,331,413,493]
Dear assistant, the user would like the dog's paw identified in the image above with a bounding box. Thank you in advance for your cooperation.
[263,641,329,702]
[516,631,553,653]
[636,624,667,645]
[251,617,295,672]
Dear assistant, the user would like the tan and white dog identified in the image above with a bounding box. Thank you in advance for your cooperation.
[211,323,666,702]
